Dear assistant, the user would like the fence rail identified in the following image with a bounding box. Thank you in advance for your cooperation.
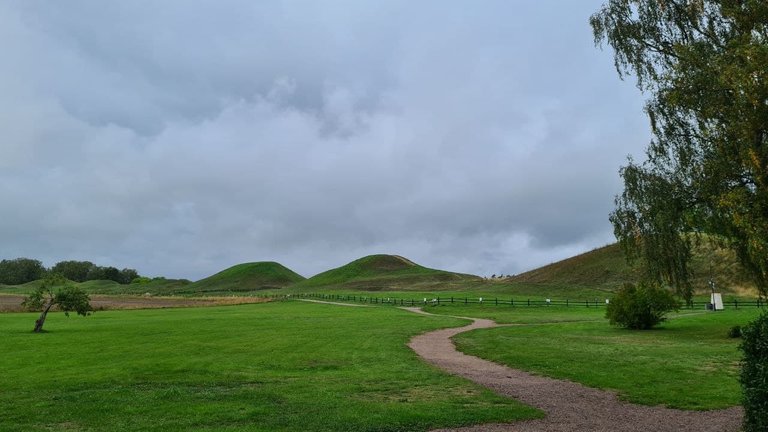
[282,293,766,309]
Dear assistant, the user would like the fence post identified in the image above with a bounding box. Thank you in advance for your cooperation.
[495,298,498,305]
[451,297,454,304]
[527,299,530,306]
[511,298,514,306]
[586,300,589,307]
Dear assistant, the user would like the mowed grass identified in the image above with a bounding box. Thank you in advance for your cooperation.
[0,301,540,432]
[452,307,762,410]
[424,303,608,324]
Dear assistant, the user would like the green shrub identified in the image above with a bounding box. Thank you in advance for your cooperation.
[740,311,768,432]
[727,325,742,339]
[606,282,680,329]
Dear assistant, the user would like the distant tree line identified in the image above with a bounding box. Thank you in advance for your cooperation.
[0,258,141,285]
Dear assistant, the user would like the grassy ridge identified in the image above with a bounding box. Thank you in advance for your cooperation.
[293,255,479,291]
[0,302,540,431]
[510,242,757,296]
[509,244,638,288]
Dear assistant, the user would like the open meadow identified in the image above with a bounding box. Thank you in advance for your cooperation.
[0,301,540,432]
[1,250,763,430]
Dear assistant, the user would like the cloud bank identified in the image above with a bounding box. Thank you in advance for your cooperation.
[0,1,649,279]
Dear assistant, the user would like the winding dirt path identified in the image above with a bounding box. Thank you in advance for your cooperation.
[404,307,743,432]
[296,299,370,307]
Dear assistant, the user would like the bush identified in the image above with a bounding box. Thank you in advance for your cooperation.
[740,312,768,432]
[606,282,680,329]
[728,325,742,339]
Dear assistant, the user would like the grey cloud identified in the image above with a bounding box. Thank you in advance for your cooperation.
[0,1,649,280]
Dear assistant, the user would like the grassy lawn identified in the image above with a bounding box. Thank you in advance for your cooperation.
[452,308,762,410]
[423,303,607,324]
[0,301,540,432]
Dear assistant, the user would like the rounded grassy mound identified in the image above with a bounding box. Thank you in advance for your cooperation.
[294,254,478,291]
[186,262,305,293]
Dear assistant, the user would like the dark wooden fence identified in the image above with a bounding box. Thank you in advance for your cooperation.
[279,293,766,309]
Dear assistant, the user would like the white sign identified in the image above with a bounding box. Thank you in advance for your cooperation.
[711,293,724,310]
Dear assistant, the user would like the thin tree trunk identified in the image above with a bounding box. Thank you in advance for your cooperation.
[33,302,53,333]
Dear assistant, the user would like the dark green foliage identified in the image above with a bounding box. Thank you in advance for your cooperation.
[606,282,680,329]
[51,260,94,282]
[728,325,742,339]
[54,285,94,317]
[740,312,768,432]
[1,258,142,286]
[593,1,768,301]
[119,268,139,284]
[87,265,121,283]
[85,266,138,284]
[0,258,46,285]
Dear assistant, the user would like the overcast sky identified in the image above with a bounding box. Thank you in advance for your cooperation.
[0,1,651,280]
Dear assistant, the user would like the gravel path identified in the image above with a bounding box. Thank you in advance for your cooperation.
[296,299,370,307]
[404,307,743,432]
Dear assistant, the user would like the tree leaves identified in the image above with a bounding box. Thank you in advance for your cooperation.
[21,274,93,330]
[593,0,768,299]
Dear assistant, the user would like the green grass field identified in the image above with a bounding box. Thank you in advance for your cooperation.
[0,301,540,432]
[424,303,607,324]
[449,307,761,410]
